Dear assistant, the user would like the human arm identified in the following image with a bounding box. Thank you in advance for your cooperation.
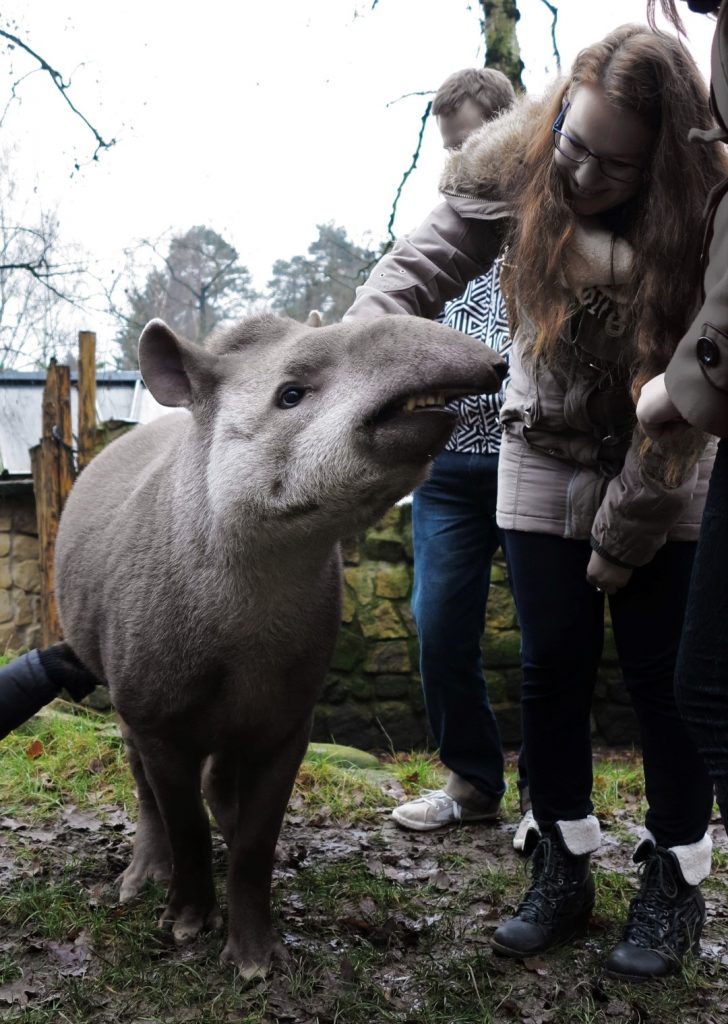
[662,195,728,438]
[345,198,508,321]
[589,433,704,587]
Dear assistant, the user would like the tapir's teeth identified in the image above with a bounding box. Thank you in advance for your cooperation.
[401,393,447,412]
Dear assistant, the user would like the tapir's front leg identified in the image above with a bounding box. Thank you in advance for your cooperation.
[137,737,222,944]
[220,722,310,978]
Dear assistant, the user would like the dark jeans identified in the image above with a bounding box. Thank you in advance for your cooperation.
[676,438,728,821]
[411,450,507,800]
[502,530,714,848]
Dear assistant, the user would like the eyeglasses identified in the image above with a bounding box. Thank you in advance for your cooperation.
[552,103,645,184]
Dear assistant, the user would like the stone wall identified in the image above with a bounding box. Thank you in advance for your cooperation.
[311,501,640,752]
[0,485,42,653]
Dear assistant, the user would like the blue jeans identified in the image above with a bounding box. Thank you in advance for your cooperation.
[676,438,728,823]
[502,530,714,848]
[411,450,506,800]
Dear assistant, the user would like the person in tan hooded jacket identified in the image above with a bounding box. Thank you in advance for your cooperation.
[638,0,728,834]
[346,24,727,981]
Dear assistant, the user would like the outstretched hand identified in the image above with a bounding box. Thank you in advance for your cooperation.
[636,373,686,440]
[586,551,632,595]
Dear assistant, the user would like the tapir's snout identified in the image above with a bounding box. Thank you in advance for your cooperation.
[348,315,507,464]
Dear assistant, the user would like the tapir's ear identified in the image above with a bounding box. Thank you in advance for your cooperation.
[306,310,322,328]
[138,319,219,408]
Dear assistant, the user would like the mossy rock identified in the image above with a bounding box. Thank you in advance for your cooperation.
[486,585,518,630]
[363,533,407,562]
[363,640,411,675]
[330,628,366,671]
[484,669,508,703]
[305,742,383,770]
[482,628,522,667]
[375,563,411,600]
[358,600,408,640]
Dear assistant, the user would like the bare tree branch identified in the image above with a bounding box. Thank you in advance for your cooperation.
[0,67,35,129]
[539,0,561,74]
[386,89,434,109]
[0,27,116,164]
[386,99,432,243]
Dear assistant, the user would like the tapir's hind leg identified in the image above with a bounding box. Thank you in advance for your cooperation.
[202,751,239,847]
[220,721,310,978]
[118,726,172,902]
[135,737,222,944]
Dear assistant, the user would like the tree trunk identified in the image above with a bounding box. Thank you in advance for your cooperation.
[479,0,524,92]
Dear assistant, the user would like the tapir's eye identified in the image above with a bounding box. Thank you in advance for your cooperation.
[278,386,307,409]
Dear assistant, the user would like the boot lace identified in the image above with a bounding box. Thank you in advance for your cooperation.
[623,850,680,948]
[517,835,579,924]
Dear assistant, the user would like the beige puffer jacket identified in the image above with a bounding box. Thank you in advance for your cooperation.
[346,97,714,567]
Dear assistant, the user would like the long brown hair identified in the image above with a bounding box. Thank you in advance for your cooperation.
[500,24,727,400]
[647,1,721,33]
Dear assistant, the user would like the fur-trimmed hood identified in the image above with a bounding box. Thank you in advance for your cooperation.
[439,93,547,200]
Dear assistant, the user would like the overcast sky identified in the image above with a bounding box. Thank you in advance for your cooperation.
[0,0,717,363]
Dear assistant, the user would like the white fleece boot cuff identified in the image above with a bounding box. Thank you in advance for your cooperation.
[638,830,712,885]
[555,815,601,855]
[669,833,713,886]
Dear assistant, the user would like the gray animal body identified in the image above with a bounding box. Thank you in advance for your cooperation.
[55,312,505,976]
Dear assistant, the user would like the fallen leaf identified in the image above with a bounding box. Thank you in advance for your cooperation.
[0,977,38,1007]
[0,817,26,831]
[26,740,44,759]
[606,999,631,1016]
[61,806,102,832]
[523,956,550,975]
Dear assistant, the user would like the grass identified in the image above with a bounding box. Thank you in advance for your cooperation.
[0,705,133,818]
[0,711,726,1024]
[291,759,388,824]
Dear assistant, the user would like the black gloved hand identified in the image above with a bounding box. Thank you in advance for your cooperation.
[37,643,100,701]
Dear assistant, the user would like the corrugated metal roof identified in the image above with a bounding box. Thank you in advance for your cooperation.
[0,371,169,476]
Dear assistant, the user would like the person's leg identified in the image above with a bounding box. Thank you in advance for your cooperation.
[492,531,602,955]
[503,531,603,826]
[610,542,714,847]
[396,451,504,829]
[605,543,713,979]
[676,438,728,830]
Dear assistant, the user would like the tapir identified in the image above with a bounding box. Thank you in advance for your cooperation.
[55,312,506,977]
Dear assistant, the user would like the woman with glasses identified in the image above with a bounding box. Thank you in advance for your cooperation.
[345,24,728,979]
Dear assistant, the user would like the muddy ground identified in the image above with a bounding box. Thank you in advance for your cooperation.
[0,775,727,1023]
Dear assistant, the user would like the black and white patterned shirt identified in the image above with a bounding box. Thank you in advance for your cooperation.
[438,260,512,455]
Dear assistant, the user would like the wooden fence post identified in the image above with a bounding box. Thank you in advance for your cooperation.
[31,359,76,646]
[77,331,97,471]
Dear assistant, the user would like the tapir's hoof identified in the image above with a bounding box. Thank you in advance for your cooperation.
[118,861,171,903]
[220,937,287,979]
[159,903,223,944]
[220,943,270,979]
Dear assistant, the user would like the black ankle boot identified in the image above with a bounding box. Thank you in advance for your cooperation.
[606,839,707,981]
[492,823,595,957]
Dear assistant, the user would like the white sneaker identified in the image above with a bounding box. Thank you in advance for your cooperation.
[512,808,540,854]
[391,788,500,832]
